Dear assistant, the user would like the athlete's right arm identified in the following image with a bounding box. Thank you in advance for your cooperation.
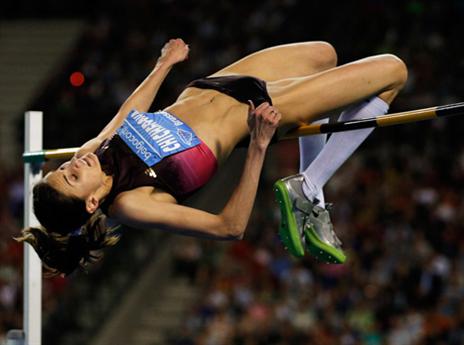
[110,102,281,240]
[73,39,189,158]
[97,38,189,141]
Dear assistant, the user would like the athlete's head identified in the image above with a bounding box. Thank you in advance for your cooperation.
[45,152,111,214]
[15,152,117,276]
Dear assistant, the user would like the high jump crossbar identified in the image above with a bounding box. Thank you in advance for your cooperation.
[283,101,464,139]
[22,102,464,164]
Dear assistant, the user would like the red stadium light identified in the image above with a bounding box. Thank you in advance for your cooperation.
[70,71,85,87]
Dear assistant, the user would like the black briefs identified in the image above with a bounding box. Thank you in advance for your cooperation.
[187,75,278,147]
[187,75,273,106]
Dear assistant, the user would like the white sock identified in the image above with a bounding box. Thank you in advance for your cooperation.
[301,97,389,201]
[298,118,328,207]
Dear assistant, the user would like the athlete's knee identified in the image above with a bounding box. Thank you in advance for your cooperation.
[309,41,338,70]
[373,54,408,104]
[379,54,408,90]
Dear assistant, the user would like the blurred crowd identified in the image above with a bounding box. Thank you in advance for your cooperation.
[170,136,464,344]
[2,0,464,344]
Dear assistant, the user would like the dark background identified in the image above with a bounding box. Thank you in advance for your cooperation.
[1,1,464,344]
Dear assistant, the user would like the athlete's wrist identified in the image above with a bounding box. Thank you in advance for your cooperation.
[154,59,174,71]
[248,139,268,154]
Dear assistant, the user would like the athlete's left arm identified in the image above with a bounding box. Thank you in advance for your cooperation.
[74,39,189,157]
[96,38,190,141]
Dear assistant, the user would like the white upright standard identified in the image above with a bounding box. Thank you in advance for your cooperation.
[23,111,43,345]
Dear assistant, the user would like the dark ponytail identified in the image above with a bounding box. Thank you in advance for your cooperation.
[16,210,121,276]
[15,180,120,276]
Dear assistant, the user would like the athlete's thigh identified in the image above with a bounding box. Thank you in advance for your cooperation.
[270,54,407,126]
[209,41,337,82]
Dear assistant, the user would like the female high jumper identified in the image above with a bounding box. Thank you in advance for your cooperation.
[17,38,407,276]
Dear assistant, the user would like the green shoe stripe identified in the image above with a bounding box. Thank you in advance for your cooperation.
[274,180,305,257]
[304,225,346,264]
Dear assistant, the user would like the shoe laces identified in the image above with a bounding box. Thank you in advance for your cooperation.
[310,205,342,247]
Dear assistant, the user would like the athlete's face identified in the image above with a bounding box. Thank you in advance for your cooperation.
[45,152,106,200]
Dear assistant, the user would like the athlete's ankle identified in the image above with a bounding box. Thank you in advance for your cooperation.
[301,177,319,202]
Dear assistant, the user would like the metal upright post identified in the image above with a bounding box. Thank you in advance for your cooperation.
[23,111,43,345]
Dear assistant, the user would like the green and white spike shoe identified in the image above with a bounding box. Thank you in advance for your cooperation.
[274,174,314,258]
[304,204,346,264]
[274,174,346,263]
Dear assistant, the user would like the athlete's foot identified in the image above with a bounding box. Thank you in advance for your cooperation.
[304,203,346,264]
[274,174,310,257]
[273,174,346,263]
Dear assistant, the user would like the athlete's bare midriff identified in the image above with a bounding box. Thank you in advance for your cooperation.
[164,87,249,164]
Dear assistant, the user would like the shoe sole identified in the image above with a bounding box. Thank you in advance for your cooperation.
[274,180,305,257]
[303,225,347,264]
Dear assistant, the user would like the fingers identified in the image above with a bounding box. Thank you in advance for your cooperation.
[164,38,188,51]
[268,109,281,122]
[247,102,281,148]
[248,100,255,113]
[250,102,281,123]
[161,38,190,63]
[168,38,188,47]
[168,38,184,43]
[253,102,270,114]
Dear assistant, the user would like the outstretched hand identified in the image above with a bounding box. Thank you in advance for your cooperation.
[159,38,189,65]
[247,101,281,150]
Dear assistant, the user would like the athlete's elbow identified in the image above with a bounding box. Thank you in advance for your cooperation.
[226,226,245,240]
[230,226,245,240]
[219,218,245,240]
[220,225,244,240]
